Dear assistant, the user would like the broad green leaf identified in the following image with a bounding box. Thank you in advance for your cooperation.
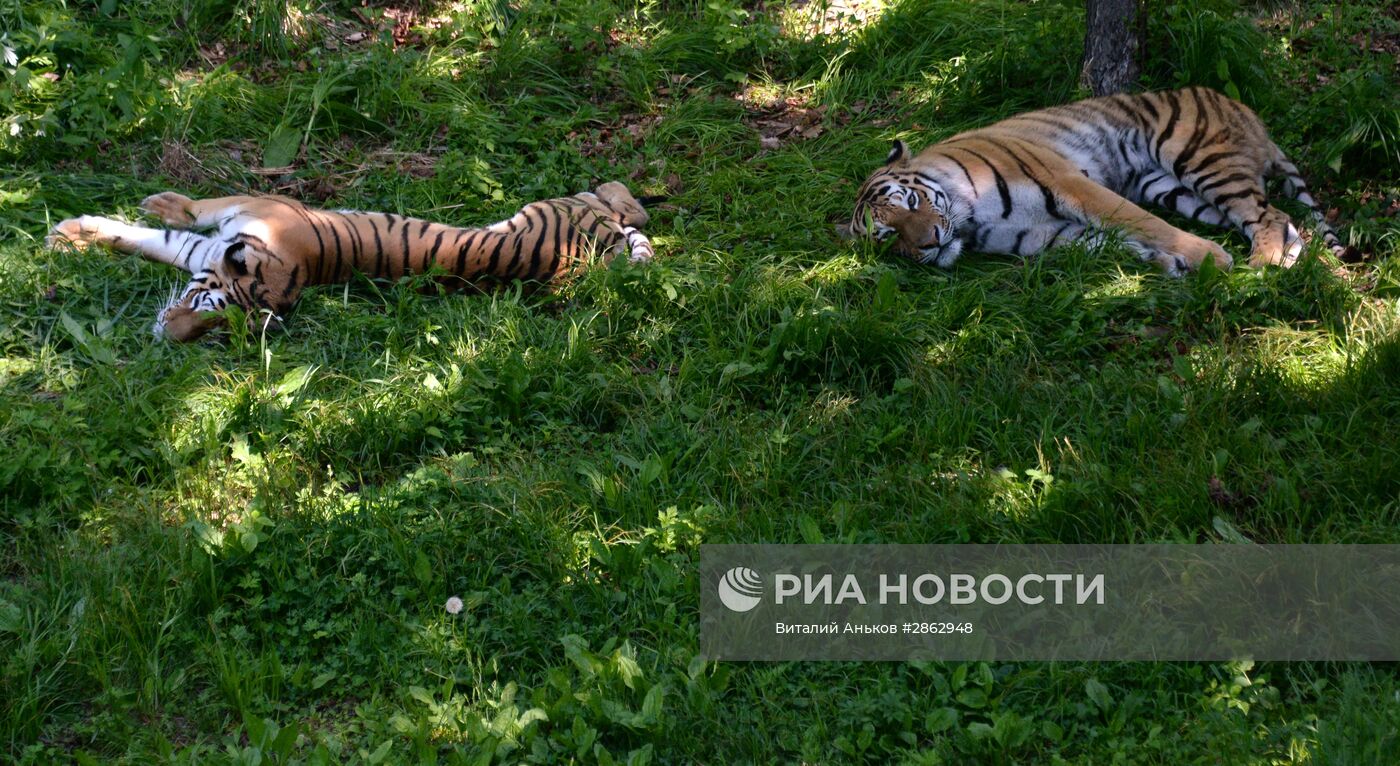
[1086,678,1113,711]
[263,121,301,168]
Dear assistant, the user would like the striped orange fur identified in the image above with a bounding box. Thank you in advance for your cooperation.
[47,182,657,341]
[845,86,1346,275]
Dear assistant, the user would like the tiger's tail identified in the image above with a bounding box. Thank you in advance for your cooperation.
[1268,147,1355,260]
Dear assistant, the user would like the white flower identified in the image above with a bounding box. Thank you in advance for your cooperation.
[8,122,19,137]
[445,596,464,615]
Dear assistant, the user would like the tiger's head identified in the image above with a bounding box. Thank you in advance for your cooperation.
[155,240,292,341]
[841,140,957,264]
[594,181,651,228]
[155,269,230,341]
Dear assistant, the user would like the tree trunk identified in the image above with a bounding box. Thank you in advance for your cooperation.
[1081,0,1140,96]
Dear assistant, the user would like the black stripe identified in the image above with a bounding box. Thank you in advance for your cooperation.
[343,218,365,280]
[400,220,412,277]
[1137,172,1167,198]
[277,200,326,263]
[427,229,447,268]
[1015,113,1084,134]
[1153,91,1182,164]
[325,222,344,284]
[937,151,978,196]
[1170,89,1213,178]
[989,139,1064,220]
[958,147,1012,218]
[368,216,384,277]
[1106,94,1153,133]
[1159,187,1186,210]
[283,265,300,297]
[177,236,198,268]
[913,171,942,187]
[1197,172,1254,195]
[1138,92,1161,122]
[525,212,547,278]
[582,212,608,240]
[455,231,480,275]
[486,233,509,274]
[1062,103,1121,151]
[550,208,564,269]
[1186,149,1237,181]
[330,220,354,282]
[237,232,269,249]
[1115,138,1133,170]
[1122,168,1143,198]
[504,209,537,277]
[307,220,326,265]
[1012,230,1027,256]
[1211,189,1259,206]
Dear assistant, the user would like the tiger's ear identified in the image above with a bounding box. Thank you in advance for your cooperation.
[223,242,248,275]
[886,140,910,165]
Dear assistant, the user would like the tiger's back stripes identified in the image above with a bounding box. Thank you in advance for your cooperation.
[846,86,1347,274]
[47,181,657,341]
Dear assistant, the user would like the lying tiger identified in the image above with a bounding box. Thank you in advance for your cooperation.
[47,182,658,341]
[844,86,1347,275]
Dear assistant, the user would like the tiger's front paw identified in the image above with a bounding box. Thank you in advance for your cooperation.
[1156,236,1233,277]
[140,192,196,227]
[46,217,101,251]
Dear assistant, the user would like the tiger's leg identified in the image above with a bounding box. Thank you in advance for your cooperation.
[622,226,654,263]
[1057,174,1233,276]
[140,192,264,229]
[1181,163,1301,268]
[47,216,233,273]
[1131,172,1230,228]
[1271,157,1351,259]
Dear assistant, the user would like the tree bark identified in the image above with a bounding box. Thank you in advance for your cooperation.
[1081,0,1140,96]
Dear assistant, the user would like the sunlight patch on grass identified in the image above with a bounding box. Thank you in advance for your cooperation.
[1082,270,1151,302]
[777,0,892,42]
[798,253,866,286]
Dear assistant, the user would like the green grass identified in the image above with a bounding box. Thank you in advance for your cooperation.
[3,0,1400,762]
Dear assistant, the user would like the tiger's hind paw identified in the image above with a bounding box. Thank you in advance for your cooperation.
[1247,223,1305,269]
[1280,224,1304,268]
[140,192,196,227]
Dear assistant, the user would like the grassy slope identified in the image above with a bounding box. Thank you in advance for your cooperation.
[2,0,1400,762]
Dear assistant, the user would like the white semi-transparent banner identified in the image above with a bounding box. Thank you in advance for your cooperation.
[700,545,1400,661]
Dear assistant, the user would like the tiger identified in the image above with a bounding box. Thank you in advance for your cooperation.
[45,181,660,341]
[842,86,1348,275]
